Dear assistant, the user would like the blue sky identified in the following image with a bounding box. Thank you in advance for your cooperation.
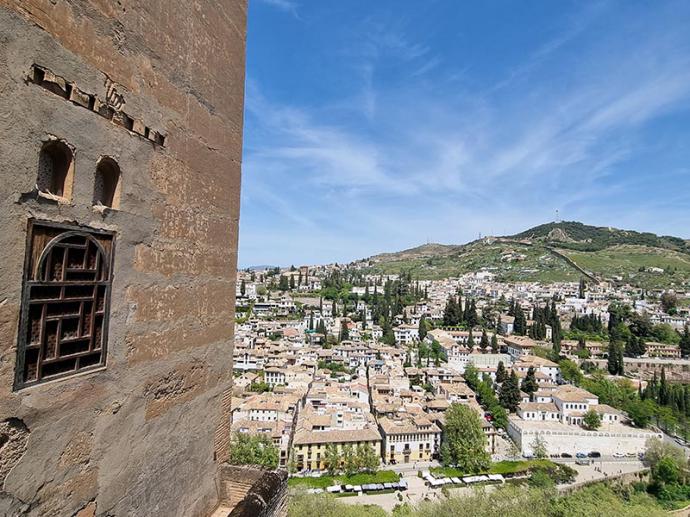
[239,0,690,268]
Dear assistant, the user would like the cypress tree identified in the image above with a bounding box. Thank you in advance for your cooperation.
[467,329,475,348]
[499,371,521,412]
[496,361,507,384]
[681,326,690,357]
[340,321,349,342]
[463,298,471,325]
[418,316,428,341]
[443,296,458,327]
[480,329,489,351]
[660,367,669,406]
[607,341,621,375]
[514,305,527,336]
[491,333,499,353]
[468,299,479,327]
[521,367,539,396]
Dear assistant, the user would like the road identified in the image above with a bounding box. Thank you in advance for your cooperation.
[661,429,690,458]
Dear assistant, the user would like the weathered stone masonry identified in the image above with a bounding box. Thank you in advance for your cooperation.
[0,1,247,516]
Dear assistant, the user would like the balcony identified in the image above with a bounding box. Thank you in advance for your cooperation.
[210,464,288,517]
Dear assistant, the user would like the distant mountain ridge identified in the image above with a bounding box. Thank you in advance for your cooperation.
[505,221,690,254]
[358,221,690,288]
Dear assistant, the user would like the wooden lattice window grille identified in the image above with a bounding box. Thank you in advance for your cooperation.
[15,220,115,389]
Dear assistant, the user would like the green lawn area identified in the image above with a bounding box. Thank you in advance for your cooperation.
[288,470,399,489]
[430,460,555,478]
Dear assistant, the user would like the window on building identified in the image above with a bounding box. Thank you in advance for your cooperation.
[37,140,74,199]
[93,157,121,209]
[14,220,115,389]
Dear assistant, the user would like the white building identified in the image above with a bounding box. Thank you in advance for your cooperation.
[507,385,660,457]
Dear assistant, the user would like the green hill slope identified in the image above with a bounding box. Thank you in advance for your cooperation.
[358,222,690,287]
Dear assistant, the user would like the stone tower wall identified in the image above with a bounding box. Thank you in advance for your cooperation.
[0,1,247,515]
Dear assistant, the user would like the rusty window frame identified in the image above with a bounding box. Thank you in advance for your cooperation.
[14,219,116,390]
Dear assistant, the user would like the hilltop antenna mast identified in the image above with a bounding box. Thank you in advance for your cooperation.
[555,209,561,223]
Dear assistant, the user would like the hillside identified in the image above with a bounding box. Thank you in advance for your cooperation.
[358,222,690,288]
[508,221,690,254]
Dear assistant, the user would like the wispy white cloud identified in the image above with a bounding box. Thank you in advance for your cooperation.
[256,0,299,17]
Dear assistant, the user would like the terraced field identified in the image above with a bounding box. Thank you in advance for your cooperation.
[561,245,690,289]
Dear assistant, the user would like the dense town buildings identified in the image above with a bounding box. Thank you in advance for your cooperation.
[232,265,690,475]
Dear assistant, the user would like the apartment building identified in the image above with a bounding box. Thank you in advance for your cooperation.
[379,416,441,464]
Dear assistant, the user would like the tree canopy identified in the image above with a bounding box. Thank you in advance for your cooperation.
[440,403,490,473]
[228,432,279,469]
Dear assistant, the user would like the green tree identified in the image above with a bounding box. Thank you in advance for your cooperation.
[495,361,507,384]
[626,399,654,428]
[530,435,548,459]
[324,444,340,475]
[467,329,475,348]
[480,329,489,351]
[441,403,491,473]
[645,438,686,475]
[578,277,586,299]
[278,275,289,291]
[339,321,350,342]
[607,340,624,376]
[558,359,583,385]
[521,367,538,396]
[240,279,246,296]
[491,333,499,353]
[431,339,444,366]
[514,305,527,336]
[443,296,460,326]
[660,292,678,315]
[680,325,690,357]
[227,432,279,469]
[418,316,428,341]
[500,371,521,412]
[582,409,602,430]
[652,323,681,345]
[467,299,479,327]
[355,443,379,473]
[342,444,357,476]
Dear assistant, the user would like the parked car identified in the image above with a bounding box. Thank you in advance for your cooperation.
[588,451,601,458]
[561,453,572,458]
[613,452,625,458]
[575,458,591,465]
[576,452,587,459]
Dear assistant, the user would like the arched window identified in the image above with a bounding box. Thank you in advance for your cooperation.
[15,221,114,389]
[93,157,121,209]
[37,140,74,199]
